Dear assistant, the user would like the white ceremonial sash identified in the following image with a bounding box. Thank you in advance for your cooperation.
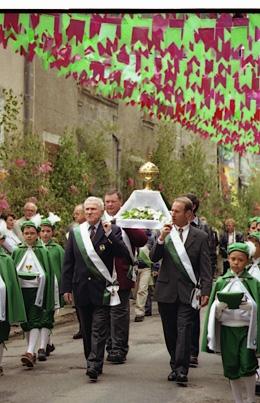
[79,222,120,306]
[207,277,257,351]
[16,248,46,308]
[0,274,6,321]
[170,227,200,309]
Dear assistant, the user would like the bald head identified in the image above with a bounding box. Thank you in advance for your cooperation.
[73,204,86,224]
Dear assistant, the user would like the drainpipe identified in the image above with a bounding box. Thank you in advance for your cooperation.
[23,59,35,134]
[112,134,121,188]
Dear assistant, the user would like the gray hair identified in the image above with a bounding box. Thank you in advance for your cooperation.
[24,202,37,212]
[84,196,104,210]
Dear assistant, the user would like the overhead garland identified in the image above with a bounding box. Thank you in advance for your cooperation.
[0,12,260,153]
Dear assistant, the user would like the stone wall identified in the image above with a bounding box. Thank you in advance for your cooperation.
[0,45,218,178]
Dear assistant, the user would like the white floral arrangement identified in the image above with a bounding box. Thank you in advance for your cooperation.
[116,189,172,229]
[121,207,165,222]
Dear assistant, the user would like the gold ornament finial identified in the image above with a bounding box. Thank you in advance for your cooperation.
[139,161,159,190]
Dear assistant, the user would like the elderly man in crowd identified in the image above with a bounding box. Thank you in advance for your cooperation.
[14,202,38,241]
[61,196,131,382]
[150,196,212,386]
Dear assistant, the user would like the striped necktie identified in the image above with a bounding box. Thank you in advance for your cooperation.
[178,228,184,242]
[89,225,96,240]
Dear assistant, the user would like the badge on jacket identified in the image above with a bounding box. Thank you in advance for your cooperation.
[99,244,106,251]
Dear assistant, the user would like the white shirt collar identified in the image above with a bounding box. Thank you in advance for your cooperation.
[174,223,190,231]
[87,221,100,230]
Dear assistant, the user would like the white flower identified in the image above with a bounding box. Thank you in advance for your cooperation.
[47,212,61,226]
[31,213,42,228]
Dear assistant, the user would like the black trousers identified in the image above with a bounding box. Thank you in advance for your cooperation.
[77,304,110,373]
[223,260,230,275]
[158,300,194,375]
[106,289,131,357]
[191,309,200,358]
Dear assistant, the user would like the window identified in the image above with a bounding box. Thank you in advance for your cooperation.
[42,131,61,162]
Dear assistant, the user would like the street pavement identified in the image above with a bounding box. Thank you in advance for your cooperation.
[1,303,260,403]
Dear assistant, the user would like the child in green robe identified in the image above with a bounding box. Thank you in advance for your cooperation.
[12,220,54,368]
[202,242,260,403]
[0,233,26,375]
[39,216,64,359]
[246,231,260,396]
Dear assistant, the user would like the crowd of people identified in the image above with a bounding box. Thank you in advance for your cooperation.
[0,190,260,403]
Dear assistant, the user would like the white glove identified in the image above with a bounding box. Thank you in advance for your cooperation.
[239,301,252,311]
[215,301,228,319]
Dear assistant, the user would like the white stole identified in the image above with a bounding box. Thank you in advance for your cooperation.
[121,229,137,282]
[41,241,60,310]
[249,259,260,282]
[0,274,6,321]
[170,226,200,309]
[207,277,257,352]
[79,222,120,306]
[16,248,46,308]
[54,275,60,310]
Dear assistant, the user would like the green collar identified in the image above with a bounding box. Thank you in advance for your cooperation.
[222,268,252,280]
[19,239,44,249]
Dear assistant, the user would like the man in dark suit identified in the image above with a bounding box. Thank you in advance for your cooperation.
[61,196,131,382]
[219,218,244,275]
[185,193,218,368]
[150,196,212,385]
[104,189,147,364]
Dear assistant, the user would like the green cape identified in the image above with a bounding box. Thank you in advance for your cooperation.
[44,240,65,307]
[0,246,26,323]
[11,240,55,312]
[201,269,260,354]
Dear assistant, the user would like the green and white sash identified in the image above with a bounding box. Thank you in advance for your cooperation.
[0,274,6,321]
[167,226,201,310]
[207,277,257,352]
[74,222,120,306]
[16,247,46,308]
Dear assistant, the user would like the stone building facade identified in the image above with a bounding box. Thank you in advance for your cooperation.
[0,44,218,184]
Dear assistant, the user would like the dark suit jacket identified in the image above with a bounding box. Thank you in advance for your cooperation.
[115,228,147,290]
[150,226,212,304]
[219,231,244,259]
[61,222,131,306]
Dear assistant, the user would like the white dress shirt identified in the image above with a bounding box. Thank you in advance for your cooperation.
[158,223,190,244]
[174,224,190,244]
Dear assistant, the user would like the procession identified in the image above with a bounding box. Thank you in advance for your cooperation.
[0,9,260,403]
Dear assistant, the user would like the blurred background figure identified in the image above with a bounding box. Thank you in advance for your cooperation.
[66,204,86,341]
[247,217,258,234]
[2,213,20,253]
[219,218,244,275]
[134,230,158,322]
[13,202,38,241]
